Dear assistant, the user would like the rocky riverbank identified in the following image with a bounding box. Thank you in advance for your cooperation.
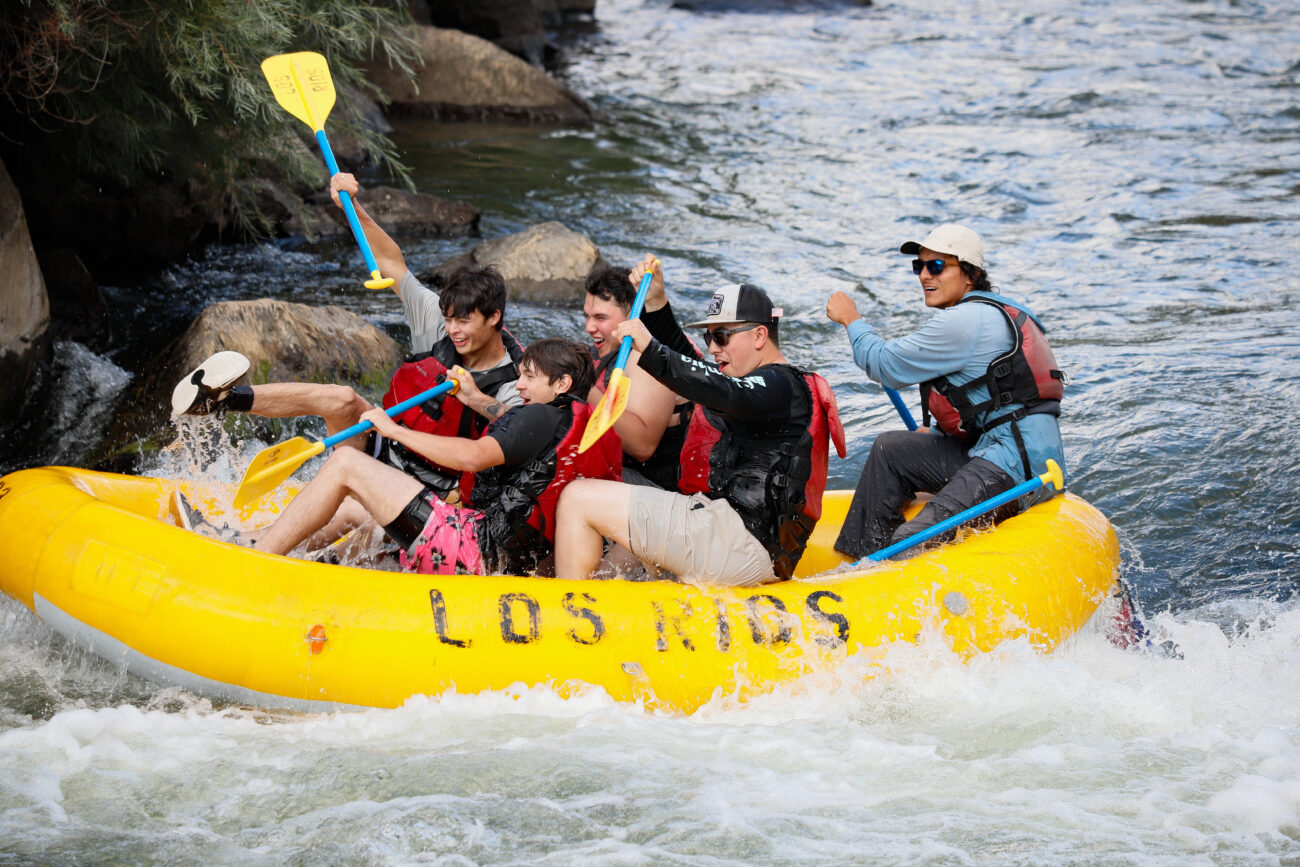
[2,3,613,470]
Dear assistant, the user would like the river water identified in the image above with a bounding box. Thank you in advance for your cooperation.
[3,0,1300,861]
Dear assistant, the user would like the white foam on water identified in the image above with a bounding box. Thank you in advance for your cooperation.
[3,598,1300,862]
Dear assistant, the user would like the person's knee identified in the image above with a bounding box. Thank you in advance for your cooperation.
[871,429,918,460]
[322,444,368,480]
[557,480,594,522]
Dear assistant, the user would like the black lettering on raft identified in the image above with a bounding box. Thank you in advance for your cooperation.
[0,479,10,502]
[563,592,605,645]
[652,600,696,652]
[745,595,793,646]
[428,589,471,648]
[499,593,541,644]
[713,597,731,653]
[805,591,849,646]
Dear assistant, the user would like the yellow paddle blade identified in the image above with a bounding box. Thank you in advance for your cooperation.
[233,437,326,508]
[261,51,335,132]
[578,369,628,454]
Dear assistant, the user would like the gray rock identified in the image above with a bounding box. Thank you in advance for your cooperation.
[158,298,403,391]
[0,159,51,417]
[425,221,599,304]
[367,26,602,123]
[96,299,403,468]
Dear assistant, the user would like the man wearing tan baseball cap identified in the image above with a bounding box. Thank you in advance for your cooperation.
[826,223,1067,558]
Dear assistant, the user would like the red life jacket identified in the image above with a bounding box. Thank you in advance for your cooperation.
[591,346,694,490]
[677,368,846,580]
[381,330,525,481]
[921,296,1065,442]
[463,398,623,570]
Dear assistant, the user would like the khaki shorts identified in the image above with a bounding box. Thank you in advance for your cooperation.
[627,488,775,587]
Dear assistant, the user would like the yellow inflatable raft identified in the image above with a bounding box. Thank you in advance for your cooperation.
[0,466,1120,713]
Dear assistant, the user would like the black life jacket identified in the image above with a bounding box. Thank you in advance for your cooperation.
[380,330,525,493]
[591,347,694,490]
[677,367,846,581]
[464,396,623,574]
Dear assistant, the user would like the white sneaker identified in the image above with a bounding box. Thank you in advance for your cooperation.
[173,490,238,542]
[170,351,250,418]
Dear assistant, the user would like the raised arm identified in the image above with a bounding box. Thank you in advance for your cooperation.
[329,173,408,294]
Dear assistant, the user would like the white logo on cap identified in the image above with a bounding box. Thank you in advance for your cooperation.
[706,294,724,316]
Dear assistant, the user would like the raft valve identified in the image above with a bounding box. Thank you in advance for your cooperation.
[306,624,328,653]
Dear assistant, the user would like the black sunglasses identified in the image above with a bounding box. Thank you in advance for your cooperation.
[912,258,954,276]
[702,323,760,347]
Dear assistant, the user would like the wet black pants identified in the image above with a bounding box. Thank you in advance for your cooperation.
[833,430,1018,560]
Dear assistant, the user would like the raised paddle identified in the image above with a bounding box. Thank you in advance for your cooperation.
[233,379,459,507]
[260,51,395,291]
[858,458,1064,564]
[577,267,656,454]
[885,386,919,431]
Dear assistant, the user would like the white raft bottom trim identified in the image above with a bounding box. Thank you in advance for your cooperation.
[34,592,370,714]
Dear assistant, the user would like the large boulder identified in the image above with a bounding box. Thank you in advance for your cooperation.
[367,26,602,123]
[95,299,403,469]
[416,0,598,65]
[155,299,403,389]
[422,221,599,304]
[0,159,51,418]
[424,0,547,66]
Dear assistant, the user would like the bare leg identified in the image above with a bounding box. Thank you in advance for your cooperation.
[554,479,634,579]
[257,447,424,556]
[247,383,375,446]
[248,496,376,552]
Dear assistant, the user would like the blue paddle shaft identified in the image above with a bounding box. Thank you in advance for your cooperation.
[611,270,656,373]
[861,470,1057,564]
[886,386,918,431]
[321,380,456,449]
[314,129,382,276]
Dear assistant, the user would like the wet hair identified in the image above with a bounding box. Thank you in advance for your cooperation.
[439,265,508,329]
[521,338,595,398]
[584,262,635,313]
[960,262,993,295]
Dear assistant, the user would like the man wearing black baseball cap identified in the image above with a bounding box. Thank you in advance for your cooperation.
[555,271,844,586]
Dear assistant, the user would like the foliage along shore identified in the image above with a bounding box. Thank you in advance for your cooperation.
[0,0,599,437]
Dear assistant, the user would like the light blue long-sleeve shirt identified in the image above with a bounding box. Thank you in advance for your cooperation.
[845,291,1066,483]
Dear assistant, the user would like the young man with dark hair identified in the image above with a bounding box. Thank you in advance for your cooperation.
[209,339,620,576]
[556,278,845,586]
[173,172,527,501]
[582,258,697,489]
